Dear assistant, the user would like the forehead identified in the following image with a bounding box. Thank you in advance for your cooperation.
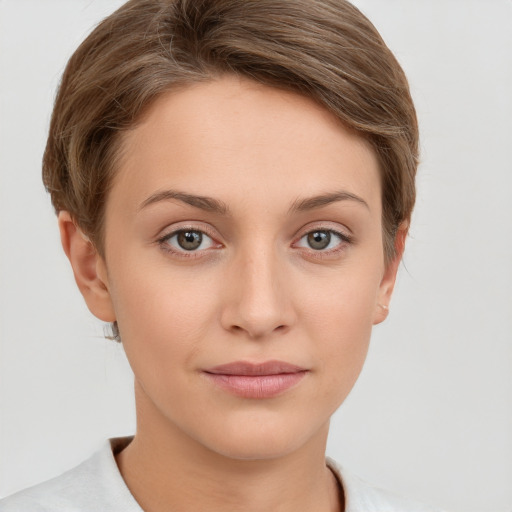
[111,75,381,217]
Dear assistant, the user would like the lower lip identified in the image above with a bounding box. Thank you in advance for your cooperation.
[204,372,307,399]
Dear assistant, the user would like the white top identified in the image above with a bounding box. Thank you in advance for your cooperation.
[0,437,445,512]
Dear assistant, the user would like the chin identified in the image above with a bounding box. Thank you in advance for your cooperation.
[194,412,330,462]
[210,436,305,461]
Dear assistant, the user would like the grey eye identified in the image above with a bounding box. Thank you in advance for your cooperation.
[176,230,203,251]
[159,228,217,256]
[295,228,347,253]
[307,231,331,250]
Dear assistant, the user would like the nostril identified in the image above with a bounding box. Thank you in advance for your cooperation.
[229,323,288,338]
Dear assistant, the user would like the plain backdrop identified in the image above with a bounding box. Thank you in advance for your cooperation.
[0,1,511,511]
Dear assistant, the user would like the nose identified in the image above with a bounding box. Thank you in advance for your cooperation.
[220,245,296,340]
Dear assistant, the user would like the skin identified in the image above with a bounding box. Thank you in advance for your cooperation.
[59,75,405,512]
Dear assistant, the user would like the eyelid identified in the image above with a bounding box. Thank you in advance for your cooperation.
[155,221,353,260]
[295,222,352,242]
[156,223,223,258]
[156,220,219,240]
[292,224,353,257]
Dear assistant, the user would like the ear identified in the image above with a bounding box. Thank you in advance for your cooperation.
[373,224,408,325]
[58,211,116,322]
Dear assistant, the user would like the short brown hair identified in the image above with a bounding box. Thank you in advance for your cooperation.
[43,0,418,263]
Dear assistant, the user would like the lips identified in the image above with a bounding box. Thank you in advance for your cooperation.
[203,360,308,399]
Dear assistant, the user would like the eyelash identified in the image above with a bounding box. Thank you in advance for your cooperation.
[156,225,353,260]
[294,228,352,260]
[156,225,220,260]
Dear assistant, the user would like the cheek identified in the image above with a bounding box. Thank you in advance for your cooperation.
[297,263,381,395]
[300,261,381,335]
[108,262,221,367]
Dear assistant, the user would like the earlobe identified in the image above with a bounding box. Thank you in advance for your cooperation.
[58,211,116,322]
[373,225,408,325]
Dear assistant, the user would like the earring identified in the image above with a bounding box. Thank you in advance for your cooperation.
[378,303,389,311]
[104,321,122,342]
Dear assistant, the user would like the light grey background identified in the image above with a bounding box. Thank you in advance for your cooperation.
[0,1,511,511]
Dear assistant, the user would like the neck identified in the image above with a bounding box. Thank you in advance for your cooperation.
[115,384,343,512]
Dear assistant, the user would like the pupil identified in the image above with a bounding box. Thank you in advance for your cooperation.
[308,231,330,250]
[178,230,202,250]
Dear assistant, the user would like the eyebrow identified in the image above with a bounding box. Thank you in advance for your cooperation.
[139,190,230,215]
[139,189,369,215]
[288,190,369,213]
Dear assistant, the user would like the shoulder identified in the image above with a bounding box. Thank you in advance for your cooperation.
[0,437,140,512]
[0,452,102,512]
[327,458,448,512]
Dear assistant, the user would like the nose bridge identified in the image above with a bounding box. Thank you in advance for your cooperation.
[222,238,293,339]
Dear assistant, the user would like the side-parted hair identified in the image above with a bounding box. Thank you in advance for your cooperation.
[43,0,418,263]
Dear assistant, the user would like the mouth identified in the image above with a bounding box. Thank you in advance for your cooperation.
[203,360,309,399]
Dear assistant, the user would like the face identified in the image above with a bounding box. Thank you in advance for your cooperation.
[72,75,400,460]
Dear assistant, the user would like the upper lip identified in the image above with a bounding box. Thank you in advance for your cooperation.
[204,360,307,376]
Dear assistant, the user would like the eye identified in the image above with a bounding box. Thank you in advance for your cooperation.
[295,229,350,252]
[159,228,217,254]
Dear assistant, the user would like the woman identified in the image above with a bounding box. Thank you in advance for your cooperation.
[1,1,443,510]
